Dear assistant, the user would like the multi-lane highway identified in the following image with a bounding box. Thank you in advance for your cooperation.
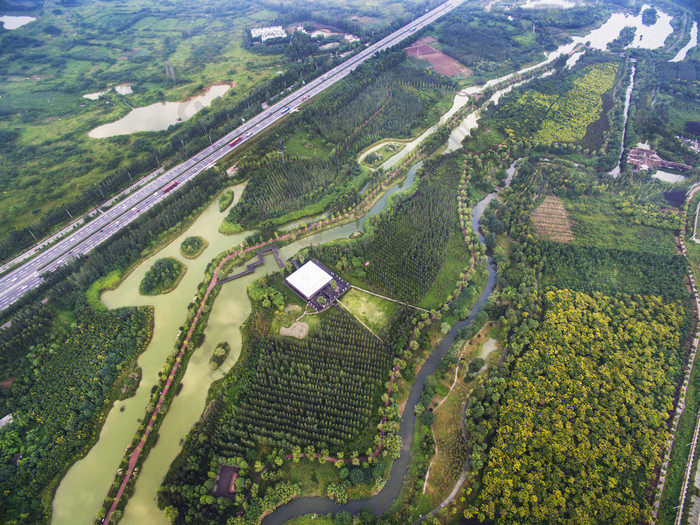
[0,0,464,312]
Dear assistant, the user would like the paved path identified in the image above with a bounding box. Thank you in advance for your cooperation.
[102,144,429,524]
[350,285,430,312]
[653,237,700,522]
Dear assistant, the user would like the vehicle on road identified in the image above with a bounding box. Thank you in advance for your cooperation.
[280,106,290,115]
[228,136,242,147]
[162,181,179,194]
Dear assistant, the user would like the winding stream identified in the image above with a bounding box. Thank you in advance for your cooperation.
[262,159,519,524]
[52,7,674,522]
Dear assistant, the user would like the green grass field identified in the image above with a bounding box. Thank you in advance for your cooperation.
[564,195,678,255]
[340,287,397,333]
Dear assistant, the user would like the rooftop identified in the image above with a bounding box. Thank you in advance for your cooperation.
[285,260,333,300]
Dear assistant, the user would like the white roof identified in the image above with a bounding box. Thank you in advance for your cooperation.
[285,261,332,300]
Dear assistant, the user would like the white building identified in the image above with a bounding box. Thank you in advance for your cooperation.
[251,26,288,42]
[285,261,332,301]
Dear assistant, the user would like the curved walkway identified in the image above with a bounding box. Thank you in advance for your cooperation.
[102,151,427,524]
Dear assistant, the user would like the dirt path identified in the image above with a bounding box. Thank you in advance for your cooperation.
[350,285,430,312]
[102,144,432,524]
[653,238,700,522]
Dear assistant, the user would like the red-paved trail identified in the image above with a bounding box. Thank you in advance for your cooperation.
[102,157,421,524]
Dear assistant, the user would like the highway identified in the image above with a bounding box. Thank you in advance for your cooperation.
[0,0,463,313]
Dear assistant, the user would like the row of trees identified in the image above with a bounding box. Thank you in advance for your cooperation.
[226,52,454,228]
[216,309,392,455]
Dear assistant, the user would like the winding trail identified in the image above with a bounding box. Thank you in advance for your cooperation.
[102,148,429,525]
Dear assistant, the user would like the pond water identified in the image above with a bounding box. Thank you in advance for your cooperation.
[53,184,249,524]
[83,91,109,101]
[83,85,133,100]
[578,5,673,51]
[115,84,133,95]
[88,85,231,138]
[0,14,36,29]
[671,21,698,62]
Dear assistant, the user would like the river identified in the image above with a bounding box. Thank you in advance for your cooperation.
[671,21,698,62]
[261,159,521,524]
[53,6,674,522]
[609,60,637,177]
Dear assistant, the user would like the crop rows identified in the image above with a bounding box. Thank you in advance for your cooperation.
[213,309,391,454]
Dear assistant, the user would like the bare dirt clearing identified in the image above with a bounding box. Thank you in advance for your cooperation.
[532,196,574,242]
[279,321,309,339]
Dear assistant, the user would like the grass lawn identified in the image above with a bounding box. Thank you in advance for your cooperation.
[340,288,397,333]
[282,458,342,498]
[361,142,406,168]
[285,131,333,159]
[564,195,678,255]
[270,306,322,338]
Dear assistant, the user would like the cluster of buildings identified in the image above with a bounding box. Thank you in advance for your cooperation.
[252,24,360,46]
[250,26,288,42]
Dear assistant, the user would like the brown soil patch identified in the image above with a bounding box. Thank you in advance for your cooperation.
[531,196,574,243]
[0,377,15,389]
[416,35,438,45]
[284,304,301,313]
[424,53,470,77]
[405,40,470,77]
[280,321,309,339]
[406,43,437,57]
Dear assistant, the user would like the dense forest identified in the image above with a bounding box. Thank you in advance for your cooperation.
[540,242,687,299]
[0,306,152,522]
[467,289,686,524]
[180,236,207,259]
[139,257,186,295]
[289,153,467,306]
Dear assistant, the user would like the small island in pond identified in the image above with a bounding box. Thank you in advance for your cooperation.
[139,257,186,295]
[180,236,208,259]
[209,341,230,369]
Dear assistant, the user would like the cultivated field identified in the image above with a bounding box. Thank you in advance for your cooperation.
[405,36,471,77]
[531,196,574,243]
